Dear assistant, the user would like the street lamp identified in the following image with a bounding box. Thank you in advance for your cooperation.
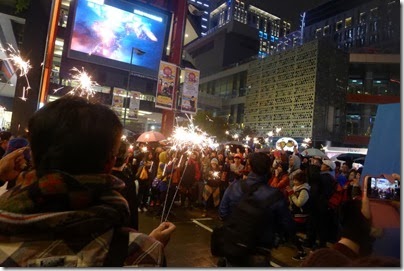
[123,48,134,128]
[123,47,144,128]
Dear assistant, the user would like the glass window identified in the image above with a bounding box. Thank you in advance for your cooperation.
[345,17,352,28]
[323,25,330,35]
[315,28,322,38]
[346,104,378,136]
[336,20,343,31]
[372,79,388,95]
[348,79,363,94]
[370,8,378,19]
[359,12,366,23]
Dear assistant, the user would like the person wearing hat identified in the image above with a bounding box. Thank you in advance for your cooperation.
[229,153,244,183]
[201,158,222,217]
[322,159,336,177]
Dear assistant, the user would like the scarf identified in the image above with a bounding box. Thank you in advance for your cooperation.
[0,170,129,236]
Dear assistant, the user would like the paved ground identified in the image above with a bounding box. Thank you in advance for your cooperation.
[138,205,304,267]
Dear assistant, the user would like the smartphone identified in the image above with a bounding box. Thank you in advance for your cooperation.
[367,176,400,200]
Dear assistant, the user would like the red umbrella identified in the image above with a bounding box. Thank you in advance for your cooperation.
[136,131,166,143]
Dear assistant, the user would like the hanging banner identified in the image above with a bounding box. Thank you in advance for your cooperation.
[181,68,200,114]
[155,61,177,110]
[112,87,125,116]
[128,91,141,119]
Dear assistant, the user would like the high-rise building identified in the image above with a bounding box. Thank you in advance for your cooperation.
[184,1,291,76]
[207,0,291,58]
[245,38,349,145]
[194,0,400,147]
[302,0,400,54]
[187,0,211,36]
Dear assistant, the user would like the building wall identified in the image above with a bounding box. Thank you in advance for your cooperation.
[245,39,348,144]
[303,0,400,54]
[312,39,349,144]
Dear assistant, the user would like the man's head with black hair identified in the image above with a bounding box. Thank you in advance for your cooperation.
[248,152,271,176]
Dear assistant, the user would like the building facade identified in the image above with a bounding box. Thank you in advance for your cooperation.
[208,0,291,58]
[244,39,349,145]
[303,0,400,54]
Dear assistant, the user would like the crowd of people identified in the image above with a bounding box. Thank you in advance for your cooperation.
[0,96,399,267]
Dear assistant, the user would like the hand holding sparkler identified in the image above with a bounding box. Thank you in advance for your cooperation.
[149,221,176,247]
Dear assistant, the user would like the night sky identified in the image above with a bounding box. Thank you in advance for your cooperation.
[248,0,328,30]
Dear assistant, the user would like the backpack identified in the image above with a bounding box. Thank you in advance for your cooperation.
[328,180,344,210]
[211,181,284,258]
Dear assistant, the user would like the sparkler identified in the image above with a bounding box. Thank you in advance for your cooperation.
[170,114,212,152]
[177,154,184,168]
[0,44,31,99]
[162,115,214,222]
[301,137,312,148]
[212,171,220,178]
[68,67,99,99]
[162,163,168,176]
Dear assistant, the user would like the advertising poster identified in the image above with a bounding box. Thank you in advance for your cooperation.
[128,91,141,119]
[181,68,200,114]
[112,87,125,115]
[155,61,177,110]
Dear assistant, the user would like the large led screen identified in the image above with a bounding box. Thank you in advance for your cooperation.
[68,0,170,78]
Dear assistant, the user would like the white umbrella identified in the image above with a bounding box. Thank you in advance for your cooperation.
[300,148,327,158]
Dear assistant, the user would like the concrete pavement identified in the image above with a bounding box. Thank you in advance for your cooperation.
[138,205,304,267]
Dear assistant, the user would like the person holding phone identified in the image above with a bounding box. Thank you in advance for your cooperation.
[301,176,399,267]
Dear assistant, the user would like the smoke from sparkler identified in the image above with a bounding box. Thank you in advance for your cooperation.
[68,67,99,99]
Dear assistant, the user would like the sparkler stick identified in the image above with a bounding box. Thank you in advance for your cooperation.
[177,154,183,168]
[162,163,167,177]
[149,161,153,173]
[160,153,178,223]
[162,115,214,222]
[163,157,190,222]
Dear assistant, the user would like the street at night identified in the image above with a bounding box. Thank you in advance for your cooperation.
[0,0,400,268]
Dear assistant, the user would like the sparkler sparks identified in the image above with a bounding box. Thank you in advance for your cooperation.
[0,44,31,99]
[170,115,212,152]
[68,67,99,99]
[1,44,31,78]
